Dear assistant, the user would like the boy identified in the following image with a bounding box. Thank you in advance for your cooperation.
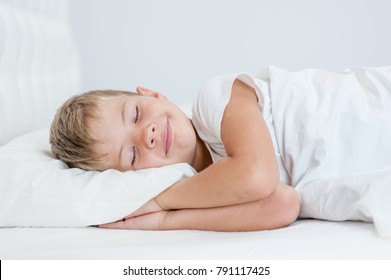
[50,75,300,231]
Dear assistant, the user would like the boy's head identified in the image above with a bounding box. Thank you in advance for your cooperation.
[50,88,198,171]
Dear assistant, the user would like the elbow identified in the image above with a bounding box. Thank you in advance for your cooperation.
[242,160,280,200]
[271,184,300,228]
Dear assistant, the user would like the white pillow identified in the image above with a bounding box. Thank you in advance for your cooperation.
[0,129,196,227]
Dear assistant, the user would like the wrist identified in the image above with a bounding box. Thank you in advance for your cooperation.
[153,197,169,211]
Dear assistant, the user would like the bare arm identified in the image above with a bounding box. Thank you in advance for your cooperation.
[100,183,299,231]
[155,79,279,210]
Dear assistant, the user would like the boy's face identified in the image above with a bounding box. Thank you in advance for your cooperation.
[90,90,197,171]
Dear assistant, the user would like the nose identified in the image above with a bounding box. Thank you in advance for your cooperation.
[143,123,157,149]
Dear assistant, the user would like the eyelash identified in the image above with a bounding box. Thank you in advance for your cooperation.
[131,146,136,165]
[135,106,139,123]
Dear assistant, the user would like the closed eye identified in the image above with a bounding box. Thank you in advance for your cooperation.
[135,106,139,123]
[131,146,136,165]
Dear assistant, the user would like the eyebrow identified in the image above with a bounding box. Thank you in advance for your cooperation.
[121,101,127,126]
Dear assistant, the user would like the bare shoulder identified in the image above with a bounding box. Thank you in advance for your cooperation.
[230,79,258,102]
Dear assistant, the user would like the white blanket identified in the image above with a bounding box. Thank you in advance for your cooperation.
[268,66,391,237]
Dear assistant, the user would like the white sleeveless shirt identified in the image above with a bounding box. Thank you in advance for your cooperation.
[191,73,290,184]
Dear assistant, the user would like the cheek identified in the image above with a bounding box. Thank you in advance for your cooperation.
[174,127,197,154]
[138,154,166,169]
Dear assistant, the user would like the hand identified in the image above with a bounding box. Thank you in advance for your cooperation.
[99,211,167,230]
[98,198,168,230]
[125,198,167,219]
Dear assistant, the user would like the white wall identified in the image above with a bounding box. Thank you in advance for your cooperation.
[70,0,391,105]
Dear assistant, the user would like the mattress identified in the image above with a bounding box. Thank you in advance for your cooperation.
[1,219,390,260]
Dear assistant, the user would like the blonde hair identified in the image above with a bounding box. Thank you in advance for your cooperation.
[50,90,136,171]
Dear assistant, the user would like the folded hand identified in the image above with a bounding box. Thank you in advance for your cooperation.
[99,198,168,230]
[99,210,167,230]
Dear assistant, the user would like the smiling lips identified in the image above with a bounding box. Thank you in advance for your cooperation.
[164,120,172,156]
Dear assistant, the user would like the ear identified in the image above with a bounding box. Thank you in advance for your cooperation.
[136,86,168,100]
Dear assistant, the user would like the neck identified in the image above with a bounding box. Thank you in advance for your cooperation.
[192,132,212,172]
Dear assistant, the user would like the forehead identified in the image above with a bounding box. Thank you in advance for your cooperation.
[94,95,138,117]
[95,93,156,109]
[97,94,132,107]
[88,96,128,169]
[91,95,131,130]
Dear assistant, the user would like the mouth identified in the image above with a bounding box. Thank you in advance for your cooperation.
[163,120,172,156]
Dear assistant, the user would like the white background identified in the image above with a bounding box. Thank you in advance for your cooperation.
[69,0,391,105]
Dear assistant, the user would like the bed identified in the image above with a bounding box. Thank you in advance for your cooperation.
[1,0,391,261]
[0,220,390,260]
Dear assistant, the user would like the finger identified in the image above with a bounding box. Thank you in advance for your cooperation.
[99,219,128,229]
[124,207,146,219]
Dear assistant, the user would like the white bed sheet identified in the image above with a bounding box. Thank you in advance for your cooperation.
[1,219,390,260]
